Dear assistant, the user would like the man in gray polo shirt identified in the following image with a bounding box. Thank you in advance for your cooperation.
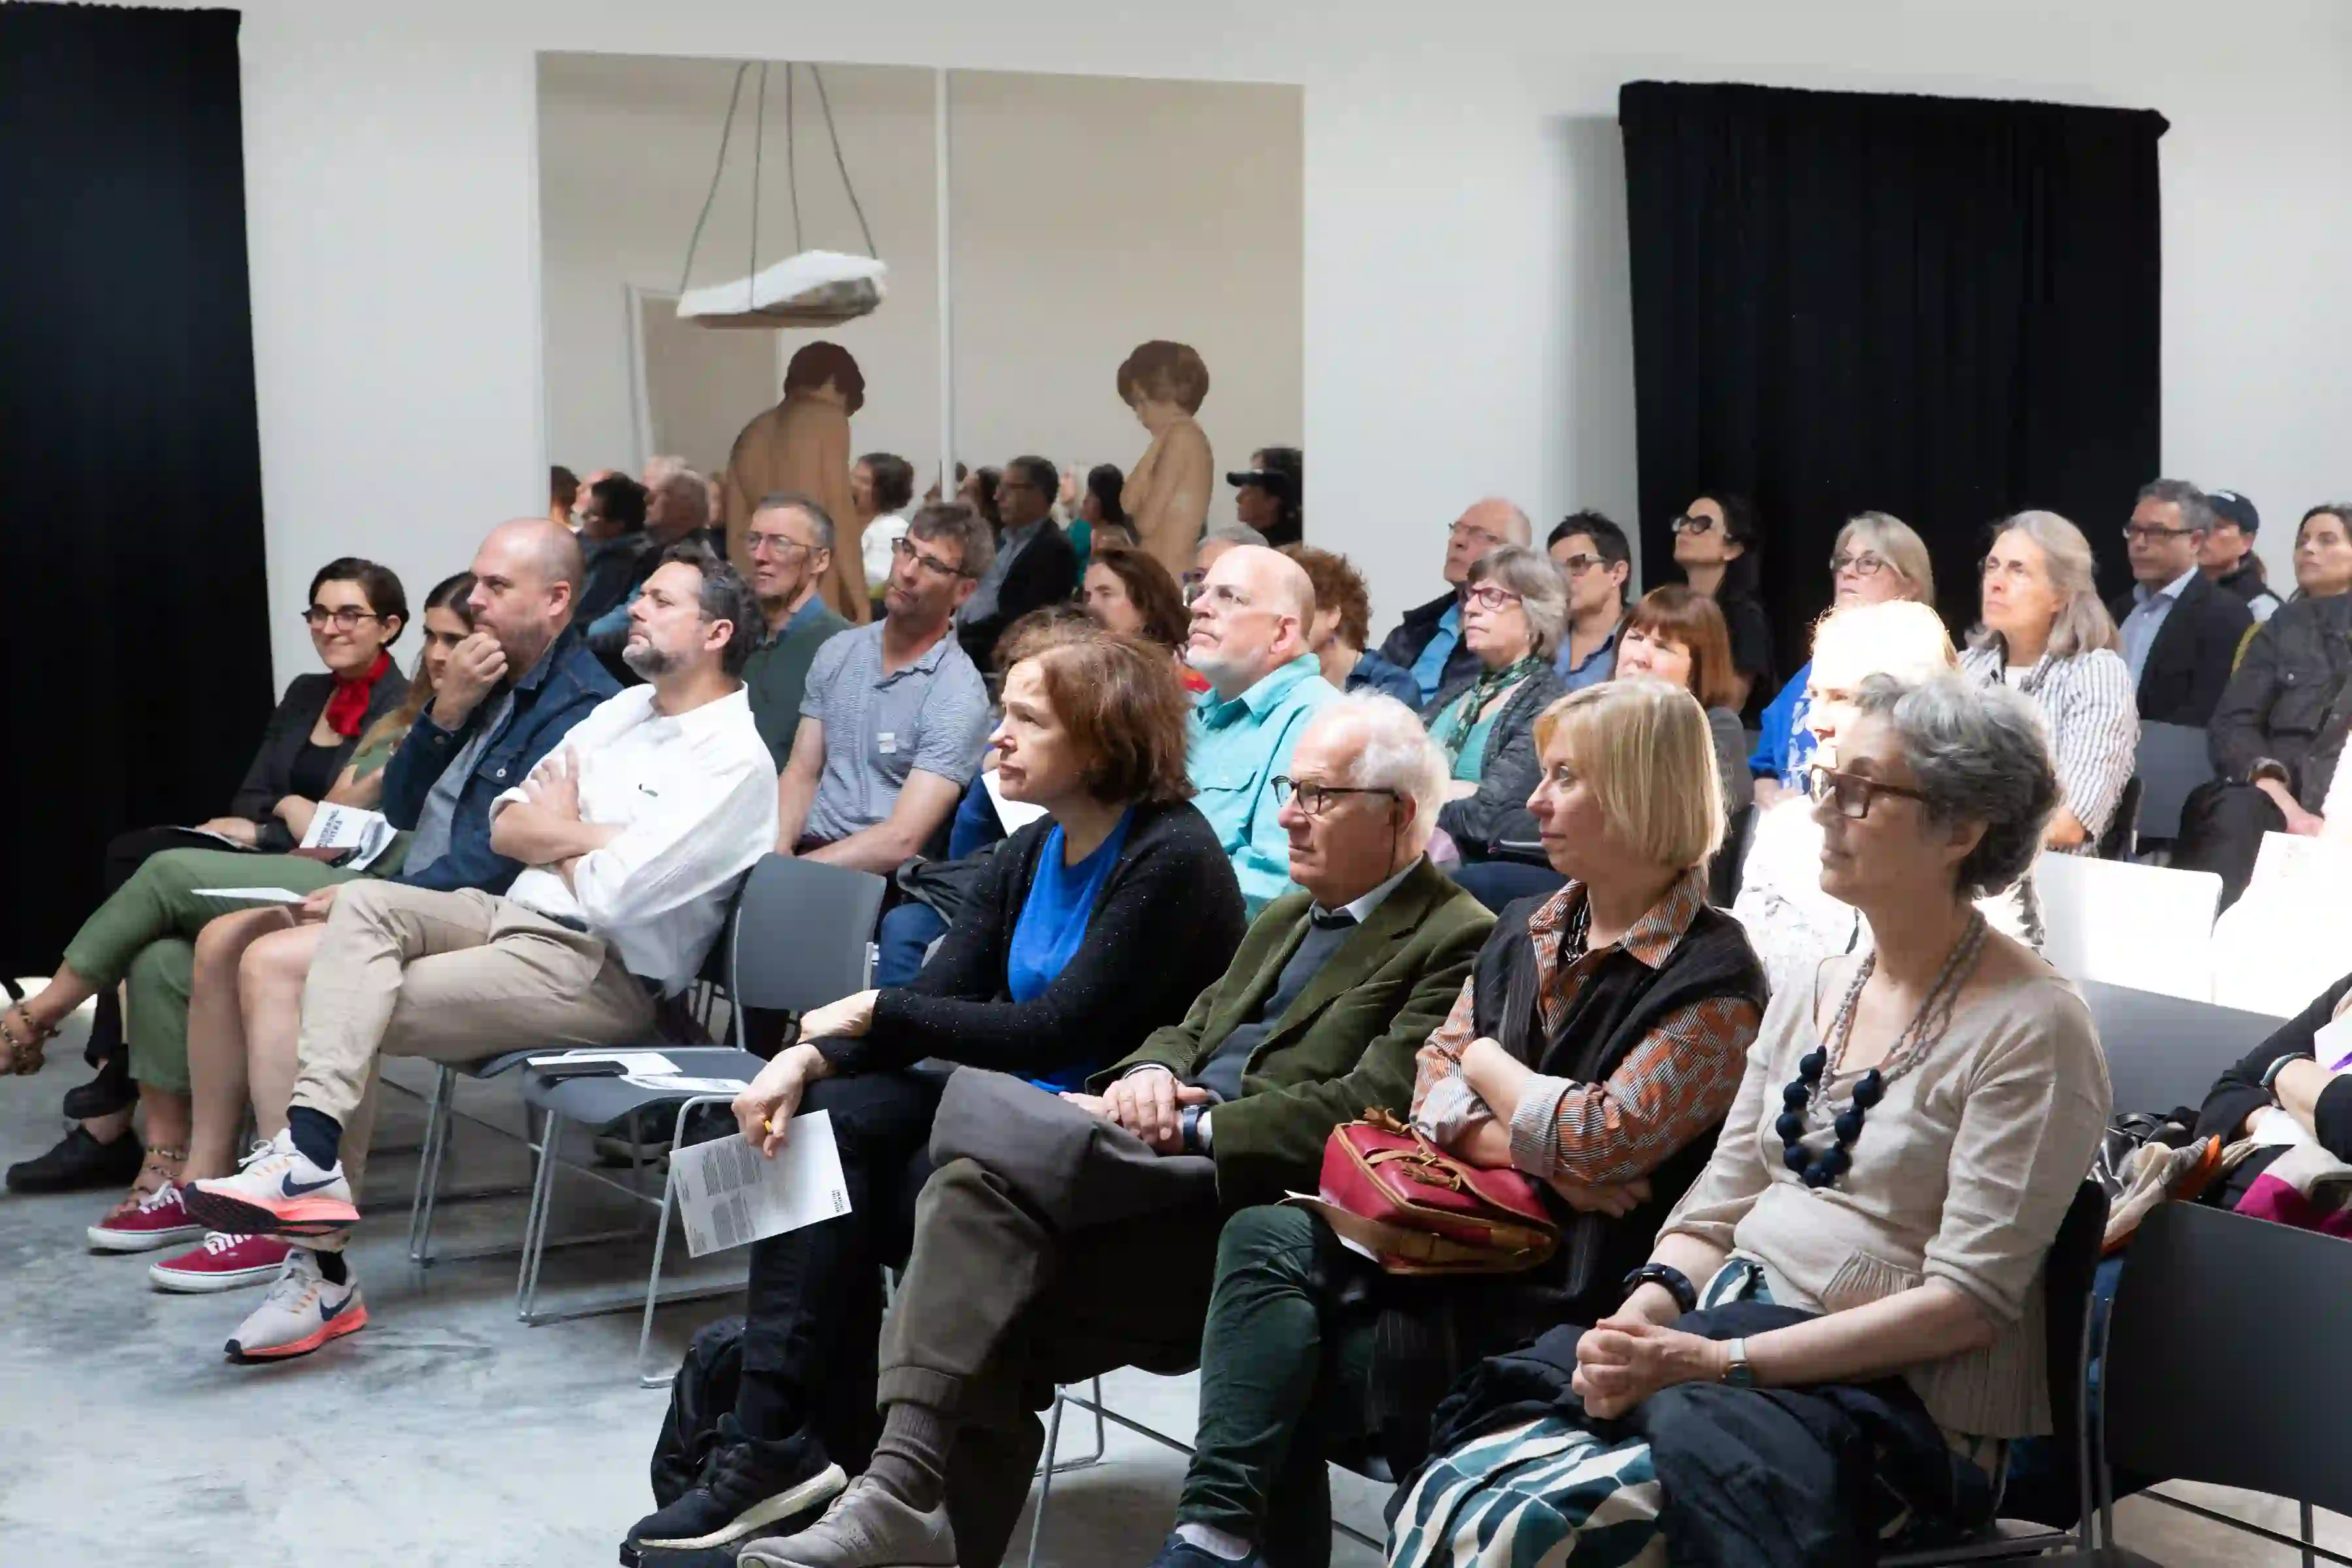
[775,501,995,872]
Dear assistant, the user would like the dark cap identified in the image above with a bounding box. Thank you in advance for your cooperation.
[2209,489,2259,533]
[1226,467,1295,501]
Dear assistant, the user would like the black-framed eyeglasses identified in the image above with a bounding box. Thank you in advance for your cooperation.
[1670,513,1718,536]
[1273,776,1398,817]
[302,606,384,630]
[892,536,975,580]
[1806,764,1929,821]
[1829,552,1887,577]
[2121,523,2196,544]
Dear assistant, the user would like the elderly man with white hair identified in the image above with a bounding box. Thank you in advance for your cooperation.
[736,695,1495,1568]
[1375,496,1536,707]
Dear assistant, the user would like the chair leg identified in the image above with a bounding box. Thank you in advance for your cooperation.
[634,1102,694,1387]
[516,1108,567,1322]
[1026,1390,1068,1568]
[406,1065,457,1265]
[2302,1501,2315,1568]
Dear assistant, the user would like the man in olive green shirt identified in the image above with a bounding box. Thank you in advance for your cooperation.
[741,492,852,767]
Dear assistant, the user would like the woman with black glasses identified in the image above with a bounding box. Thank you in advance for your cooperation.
[1669,491,1774,718]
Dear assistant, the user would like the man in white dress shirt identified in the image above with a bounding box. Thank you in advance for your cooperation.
[186,540,779,1360]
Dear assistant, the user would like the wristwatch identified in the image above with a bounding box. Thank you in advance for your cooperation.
[1181,1104,1207,1155]
[1719,1337,1756,1389]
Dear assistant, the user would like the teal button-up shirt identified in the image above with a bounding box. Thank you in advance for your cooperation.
[1187,654,1341,917]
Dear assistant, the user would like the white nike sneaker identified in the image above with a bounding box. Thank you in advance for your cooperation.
[184,1130,358,1238]
[225,1247,367,1362]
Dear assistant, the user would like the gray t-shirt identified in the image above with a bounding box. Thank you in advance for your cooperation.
[402,689,514,877]
[798,623,990,844]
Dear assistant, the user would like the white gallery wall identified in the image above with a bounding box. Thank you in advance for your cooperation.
[88,0,2352,685]
[538,57,1303,505]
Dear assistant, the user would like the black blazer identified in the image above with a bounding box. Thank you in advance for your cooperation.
[2108,572,2253,727]
[821,798,1247,1079]
[958,523,1081,672]
[227,670,412,852]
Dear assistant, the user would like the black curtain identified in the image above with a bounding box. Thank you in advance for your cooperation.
[1619,80,2167,673]
[0,7,270,973]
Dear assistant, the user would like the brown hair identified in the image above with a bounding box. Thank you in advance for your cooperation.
[995,604,1100,672]
[1022,633,1196,806]
[1115,340,1210,415]
[1086,546,1192,651]
[359,571,476,758]
[1281,544,1372,651]
[783,340,866,416]
[1624,585,1740,710]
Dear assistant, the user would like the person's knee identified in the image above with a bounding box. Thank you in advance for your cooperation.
[1217,1203,1320,1283]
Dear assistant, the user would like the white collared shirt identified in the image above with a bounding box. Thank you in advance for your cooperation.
[1317,855,1424,926]
[493,685,779,992]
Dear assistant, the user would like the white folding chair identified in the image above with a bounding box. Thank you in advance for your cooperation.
[2034,853,2219,1002]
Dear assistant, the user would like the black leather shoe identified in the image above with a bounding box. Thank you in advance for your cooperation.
[62,1058,135,1121]
[5,1126,144,1194]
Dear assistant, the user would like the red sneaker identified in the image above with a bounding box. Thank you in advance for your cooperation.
[149,1232,292,1293]
[87,1183,207,1253]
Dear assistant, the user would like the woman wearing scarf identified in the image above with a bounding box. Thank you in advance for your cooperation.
[1421,544,1570,862]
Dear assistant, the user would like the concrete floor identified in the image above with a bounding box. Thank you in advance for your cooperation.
[0,1060,2334,1566]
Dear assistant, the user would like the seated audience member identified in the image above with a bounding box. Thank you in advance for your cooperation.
[1063,461,1135,578]
[853,451,917,598]
[183,542,776,1357]
[3,574,468,1203]
[2202,488,2282,623]
[622,632,1246,1563]
[589,465,719,666]
[1959,510,2138,852]
[1282,544,1418,705]
[1375,497,1533,708]
[775,504,994,872]
[956,455,1079,671]
[1422,544,1569,858]
[1669,490,1774,718]
[740,493,852,768]
[1752,510,1936,806]
[574,472,651,631]
[1731,602,1959,996]
[727,698,1491,1568]
[1185,521,1262,602]
[958,465,1003,531]
[1228,446,1303,549]
[550,465,579,531]
[1183,544,1343,914]
[1,556,413,1189]
[2193,971,2352,1210]
[1392,673,2109,1565]
[1549,510,1633,692]
[1145,680,1765,1568]
[2174,502,2352,906]
[2111,478,2253,728]
[1081,543,1208,693]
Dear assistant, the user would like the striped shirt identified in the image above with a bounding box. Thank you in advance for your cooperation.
[1410,870,1763,1184]
[1958,640,2140,845]
[798,621,992,844]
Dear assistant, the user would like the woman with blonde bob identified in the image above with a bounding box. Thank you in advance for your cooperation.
[1143,679,1767,1568]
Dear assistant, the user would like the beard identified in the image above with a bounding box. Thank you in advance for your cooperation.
[621,639,676,678]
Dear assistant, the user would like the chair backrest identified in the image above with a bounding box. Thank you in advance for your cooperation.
[2035,853,2219,1002]
[2078,978,2281,1116]
[2132,721,2214,841]
[2208,833,2352,1018]
[2102,1201,2352,1520]
[1708,805,1752,907]
[2094,776,2142,861]
[727,855,889,1023]
[2038,1180,2108,1524]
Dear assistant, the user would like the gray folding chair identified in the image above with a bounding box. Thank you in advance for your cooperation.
[2077,979,2282,1116]
[723,854,888,1041]
[2131,722,2214,845]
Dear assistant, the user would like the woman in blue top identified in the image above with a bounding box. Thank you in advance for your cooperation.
[624,630,1247,1565]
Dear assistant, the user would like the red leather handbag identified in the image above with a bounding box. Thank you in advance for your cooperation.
[1288,1108,1560,1276]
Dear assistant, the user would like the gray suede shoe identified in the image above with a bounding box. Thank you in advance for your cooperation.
[734,1477,955,1568]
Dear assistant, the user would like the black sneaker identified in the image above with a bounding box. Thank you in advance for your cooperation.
[6,1126,144,1194]
[625,1418,845,1565]
[61,1057,135,1121]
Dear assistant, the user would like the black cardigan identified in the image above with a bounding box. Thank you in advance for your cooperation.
[821,797,1246,1079]
[1423,663,1569,855]
[227,669,412,852]
[2194,971,2352,1197]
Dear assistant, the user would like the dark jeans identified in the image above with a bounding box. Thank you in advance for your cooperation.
[734,1069,947,1473]
[1448,857,1566,915]
[2174,779,2283,910]
[872,903,948,989]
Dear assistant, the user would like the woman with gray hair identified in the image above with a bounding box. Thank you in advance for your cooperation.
[1394,672,2112,1567]
[1961,510,2138,852]
[1420,544,1570,859]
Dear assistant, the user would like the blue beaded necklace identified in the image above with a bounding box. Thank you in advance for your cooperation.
[1776,913,1988,1190]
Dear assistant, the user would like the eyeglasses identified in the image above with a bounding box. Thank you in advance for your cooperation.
[746,531,815,559]
[1463,584,1524,612]
[1272,776,1399,817]
[1554,553,1605,576]
[2121,523,2196,544]
[1194,582,1256,612]
[302,606,384,630]
[1829,553,1887,577]
[1806,764,1929,821]
[1448,521,1504,548]
[892,535,975,580]
[1670,514,1718,536]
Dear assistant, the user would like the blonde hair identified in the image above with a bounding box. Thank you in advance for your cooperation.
[1810,600,1958,691]
[1970,510,2121,659]
[1531,679,1723,871]
[1837,512,1936,604]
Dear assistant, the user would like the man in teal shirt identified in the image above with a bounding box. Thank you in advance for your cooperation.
[740,493,853,766]
[1183,545,1341,913]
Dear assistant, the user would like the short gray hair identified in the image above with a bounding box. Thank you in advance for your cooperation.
[754,491,836,553]
[1324,693,1447,848]
[1203,520,1262,547]
[1850,672,2059,900]
[2139,478,2216,536]
[1969,510,2120,659]
[1466,544,1568,660]
[907,500,996,581]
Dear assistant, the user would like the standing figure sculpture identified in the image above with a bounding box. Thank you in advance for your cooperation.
[723,341,871,624]
[1117,340,1214,581]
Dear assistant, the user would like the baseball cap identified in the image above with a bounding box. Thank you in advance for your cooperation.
[2208,489,2259,533]
[1226,466,1295,501]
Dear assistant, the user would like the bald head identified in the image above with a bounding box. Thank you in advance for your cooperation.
[1185,544,1318,700]
[466,517,584,674]
[1444,495,1533,587]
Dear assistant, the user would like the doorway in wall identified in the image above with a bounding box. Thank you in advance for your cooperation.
[629,284,783,477]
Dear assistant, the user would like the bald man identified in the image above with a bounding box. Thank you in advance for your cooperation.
[1184,544,1341,913]
[1375,496,1534,706]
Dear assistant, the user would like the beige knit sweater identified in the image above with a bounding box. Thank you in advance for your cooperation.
[1660,955,2112,1438]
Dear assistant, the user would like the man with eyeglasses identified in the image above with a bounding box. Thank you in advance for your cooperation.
[2108,478,2252,727]
[955,453,1079,670]
[740,493,853,767]
[1375,497,1535,707]
[742,696,1492,1568]
[774,502,995,874]
[1547,510,1634,691]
